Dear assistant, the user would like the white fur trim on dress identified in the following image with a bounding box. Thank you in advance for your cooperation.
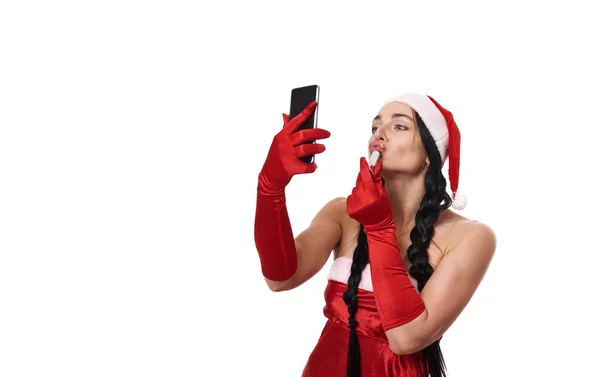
[384,93,449,163]
[327,256,419,293]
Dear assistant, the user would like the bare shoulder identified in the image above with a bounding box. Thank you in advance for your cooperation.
[316,196,347,222]
[326,196,347,211]
[330,196,360,236]
[305,196,348,243]
[439,211,497,257]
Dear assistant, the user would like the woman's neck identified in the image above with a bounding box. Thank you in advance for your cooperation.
[384,175,425,231]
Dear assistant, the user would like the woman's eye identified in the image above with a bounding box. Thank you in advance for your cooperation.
[371,126,378,134]
[395,124,407,130]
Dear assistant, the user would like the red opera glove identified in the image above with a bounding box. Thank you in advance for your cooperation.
[254,101,331,281]
[346,157,426,330]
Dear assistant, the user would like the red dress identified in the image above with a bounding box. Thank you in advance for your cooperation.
[301,257,429,377]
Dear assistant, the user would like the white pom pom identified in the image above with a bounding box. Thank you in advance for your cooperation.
[451,191,467,210]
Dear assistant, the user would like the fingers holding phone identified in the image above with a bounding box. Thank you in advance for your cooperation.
[287,102,330,174]
[283,101,318,134]
[259,86,329,187]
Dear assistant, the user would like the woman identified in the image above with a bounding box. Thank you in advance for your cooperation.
[254,93,496,377]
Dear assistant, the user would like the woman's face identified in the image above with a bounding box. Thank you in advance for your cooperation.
[369,101,429,175]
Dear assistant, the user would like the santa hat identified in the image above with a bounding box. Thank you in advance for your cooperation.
[384,93,467,210]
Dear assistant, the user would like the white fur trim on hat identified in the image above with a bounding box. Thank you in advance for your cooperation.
[451,191,467,210]
[384,93,450,163]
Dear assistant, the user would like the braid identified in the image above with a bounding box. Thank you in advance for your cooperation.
[406,111,452,377]
[407,161,450,291]
[342,226,369,377]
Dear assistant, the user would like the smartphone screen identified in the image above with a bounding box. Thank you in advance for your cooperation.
[289,85,320,164]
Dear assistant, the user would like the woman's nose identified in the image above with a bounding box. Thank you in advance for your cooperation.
[373,126,386,141]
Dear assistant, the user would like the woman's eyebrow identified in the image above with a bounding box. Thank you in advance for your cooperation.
[373,114,414,122]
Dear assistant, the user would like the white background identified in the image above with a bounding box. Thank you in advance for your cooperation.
[1,1,599,376]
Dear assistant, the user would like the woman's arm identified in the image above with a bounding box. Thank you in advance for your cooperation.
[345,157,497,355]
[253,101,331,282]
[264,197,345,292]
[385,221,496,355]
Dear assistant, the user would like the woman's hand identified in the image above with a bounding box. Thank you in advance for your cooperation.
[259,101,331,189]
[345,157,394,231]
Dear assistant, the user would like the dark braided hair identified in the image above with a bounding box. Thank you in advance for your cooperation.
[342,110,453,377]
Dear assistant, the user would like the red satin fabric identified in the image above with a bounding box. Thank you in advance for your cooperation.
[302,280,428,377]
[345,158,427,331]
[254,102,330,281]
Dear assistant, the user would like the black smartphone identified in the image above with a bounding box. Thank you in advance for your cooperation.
[289,85,320,164]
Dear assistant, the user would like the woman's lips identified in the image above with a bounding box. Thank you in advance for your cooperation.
[369,142,385,154]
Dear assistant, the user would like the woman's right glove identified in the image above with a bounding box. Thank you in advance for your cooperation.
[254,101,331,281]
